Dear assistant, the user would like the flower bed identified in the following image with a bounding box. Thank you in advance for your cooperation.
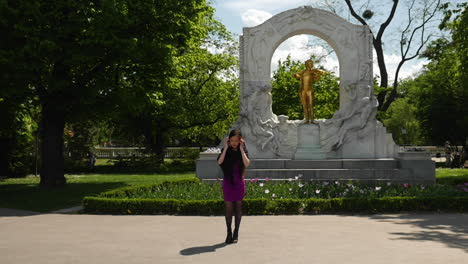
[82,178,468,215]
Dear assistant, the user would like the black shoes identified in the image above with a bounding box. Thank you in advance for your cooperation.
[232,229,239,243]
[225,231,233,244]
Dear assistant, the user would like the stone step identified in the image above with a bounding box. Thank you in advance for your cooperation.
[245,168,410,180]
[249,159,398,169]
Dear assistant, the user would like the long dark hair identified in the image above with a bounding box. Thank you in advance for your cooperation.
[218,129,247,185]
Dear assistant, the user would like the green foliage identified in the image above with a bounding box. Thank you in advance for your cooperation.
[112,9,239,159]
[0,173,197,212]
[408,46,467,144]
[375,3,468,146]
[271,55,339,120]
[0,100,38,177]
[380,97,423,145]
[82,179,468,215]
[0,0,215,184]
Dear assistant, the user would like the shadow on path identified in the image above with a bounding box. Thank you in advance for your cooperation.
[345,214,468,253]
[180,242,229,255]
[0,208,41,217]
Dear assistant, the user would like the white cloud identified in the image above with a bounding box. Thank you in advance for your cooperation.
[372,51,427,82]
[271,35,339,76]
[397,60,427,80]
[241,9,273,27]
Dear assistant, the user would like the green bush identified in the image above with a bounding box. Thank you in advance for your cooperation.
[82,179,468,215]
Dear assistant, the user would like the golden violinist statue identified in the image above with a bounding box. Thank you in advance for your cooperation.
[293,59,324,124]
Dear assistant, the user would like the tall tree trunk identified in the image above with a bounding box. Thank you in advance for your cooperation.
[40,100,66,188]
[0,138,11,176]
[374,41,389,109]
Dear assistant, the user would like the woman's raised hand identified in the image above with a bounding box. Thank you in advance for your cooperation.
[240,138,245,150]
[224,137,230,149]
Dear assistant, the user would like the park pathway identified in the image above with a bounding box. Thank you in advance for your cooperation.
[1,209,467,264]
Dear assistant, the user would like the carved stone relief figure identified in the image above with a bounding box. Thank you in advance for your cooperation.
[240,85,278,151]
[321,85,377,151]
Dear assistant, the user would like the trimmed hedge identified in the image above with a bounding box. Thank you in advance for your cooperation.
[82,180,468,215]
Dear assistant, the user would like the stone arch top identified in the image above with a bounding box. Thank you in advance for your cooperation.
[239,6,374,110]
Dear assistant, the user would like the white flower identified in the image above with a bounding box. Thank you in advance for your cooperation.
[288,178,293,182]
[298,183,304,188]
[315,189,321,194]
[259,183,264,187]
[272,193,277,197]
[298,174,303,178]
[345,188,349,192]
[289,188,293,191]
[335,181,340,185]
[375,187,382,191]
[265,189,270,194]
[323,181,329,186]
[387,182,392,186]
[360,190,364,194]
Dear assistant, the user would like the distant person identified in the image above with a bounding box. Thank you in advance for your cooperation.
[453,146,461,168]
[444,141,453,168]
[462,141,468,168]
[217,129,250,244]
[88,151,96,169]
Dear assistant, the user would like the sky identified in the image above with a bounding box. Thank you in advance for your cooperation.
[211,0,459,81]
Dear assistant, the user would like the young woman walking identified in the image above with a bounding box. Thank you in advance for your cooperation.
[217,129,250,243]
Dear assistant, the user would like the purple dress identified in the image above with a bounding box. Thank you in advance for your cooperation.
[222,160,246,202]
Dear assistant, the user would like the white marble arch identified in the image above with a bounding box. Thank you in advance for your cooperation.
[234,6,398,159]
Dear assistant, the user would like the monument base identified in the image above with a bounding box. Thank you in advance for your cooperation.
[196,155,435,184]
[293,123,326,160]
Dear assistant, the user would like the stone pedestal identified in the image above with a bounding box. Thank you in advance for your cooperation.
[196,152,223,179]
[294,124,326,160]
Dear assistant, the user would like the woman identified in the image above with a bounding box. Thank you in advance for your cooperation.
[217,129,250,243]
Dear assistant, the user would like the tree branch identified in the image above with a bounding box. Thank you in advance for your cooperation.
[376,0,399,41]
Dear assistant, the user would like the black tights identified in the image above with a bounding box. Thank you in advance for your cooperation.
[225,201,242,234]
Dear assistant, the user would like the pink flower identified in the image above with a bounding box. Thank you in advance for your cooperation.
[403,183,409,188]
[464,183,468,186]
[265,177,271,182]
[249,179,255,183]
[463,187,468,192]
[255,178,259,182]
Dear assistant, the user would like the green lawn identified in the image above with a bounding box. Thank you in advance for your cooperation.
[435,168,468,185]
[0,169,466,213]
[0,173,196,212]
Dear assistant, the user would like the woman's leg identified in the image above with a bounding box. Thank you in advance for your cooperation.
[233,200,242,242]
[224,201,233,243]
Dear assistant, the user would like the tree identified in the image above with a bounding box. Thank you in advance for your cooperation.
[271,55,340,120]
[112,15,240,163]
[381,97,423,145]
[406,2,468,145]
[341,0,442,111]
[0,0,212,187]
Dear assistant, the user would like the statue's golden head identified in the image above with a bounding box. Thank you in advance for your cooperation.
[305,59,314,68]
